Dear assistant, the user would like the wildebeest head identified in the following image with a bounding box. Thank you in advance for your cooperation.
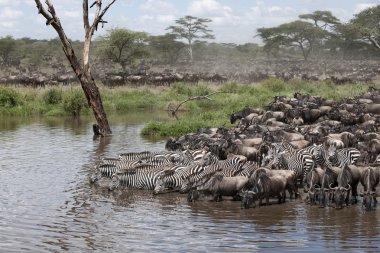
[241,190,257,209]
[361,191,377,211]
[331,184,351,209]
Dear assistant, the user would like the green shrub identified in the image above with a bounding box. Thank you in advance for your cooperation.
[219,82,239,93]
[194,85,212,96]
[170,82,193,96]
[261,78,286,93]
[43,88,62,105]
[62,88,88,117]
[0,87,22,107]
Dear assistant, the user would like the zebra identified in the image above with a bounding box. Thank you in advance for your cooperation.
[90,159,142,183]
[100,157,141,169]
[236,162,259,177]
[118,151,158,161]
[154,164,206,194]
[109,166,165,190]
[263,141,314,174]
[214,167,244,177]
[311,144,361,168]
[198,152,244,170]
[179,164,223,193]
[271,150,315,188]
[138,156,173,166]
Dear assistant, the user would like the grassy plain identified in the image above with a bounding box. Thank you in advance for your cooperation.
[0,79,377,137]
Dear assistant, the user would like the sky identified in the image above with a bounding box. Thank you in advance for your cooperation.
[0,0,378,44]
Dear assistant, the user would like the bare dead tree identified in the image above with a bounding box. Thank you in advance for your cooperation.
[34,0,117,136]
[169,91,231,116]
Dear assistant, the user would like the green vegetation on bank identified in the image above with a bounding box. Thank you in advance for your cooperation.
[1,78,375,137]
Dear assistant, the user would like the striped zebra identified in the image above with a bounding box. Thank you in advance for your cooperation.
[236,162,259,177]
[179,164,223,193]
[154,164,206,194]
[118,151,158,161]
[198,152,244,170]
[271,150,315,186]
[311,144,361,168]
[109,166,165,190]
[214,167,244,177]
[263,141,314,176]
[90,159,142,183]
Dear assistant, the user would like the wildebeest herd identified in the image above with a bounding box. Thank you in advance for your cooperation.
[1,59,380,87]
[90,87,380,211]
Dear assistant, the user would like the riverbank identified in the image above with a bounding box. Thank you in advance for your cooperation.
[0,79,378,137]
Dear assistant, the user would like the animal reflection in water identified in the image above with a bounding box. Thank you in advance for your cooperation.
[91,88,380,211]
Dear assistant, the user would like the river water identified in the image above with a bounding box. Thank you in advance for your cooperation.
[0,112,379,252]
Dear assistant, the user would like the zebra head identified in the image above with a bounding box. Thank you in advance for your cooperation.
[109,174,121,191]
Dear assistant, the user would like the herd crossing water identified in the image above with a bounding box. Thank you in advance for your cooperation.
[0,113,379,252]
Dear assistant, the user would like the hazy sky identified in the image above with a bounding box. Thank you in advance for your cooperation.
[0,0,378,44]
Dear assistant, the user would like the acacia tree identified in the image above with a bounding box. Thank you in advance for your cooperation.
[351,4,380,51]
[34,0,116,136]
[299,10,340,30]
[166,15,214,62]
[97,28,149,71]
[257,21,325,60]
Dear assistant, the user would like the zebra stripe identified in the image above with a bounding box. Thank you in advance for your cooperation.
[312,144,361,168]
[198,153,244,170]
[272,150,315,182]
[109,167,165,190]
[154,164,206,193]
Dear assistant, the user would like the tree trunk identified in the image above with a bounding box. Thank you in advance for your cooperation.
[188,39,193,62]
[80,72,112,135]
[34,0,115,136]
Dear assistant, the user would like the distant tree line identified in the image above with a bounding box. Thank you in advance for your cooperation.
[0,5,379,72]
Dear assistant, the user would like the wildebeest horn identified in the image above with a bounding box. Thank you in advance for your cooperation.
[344,184,351,191]
[329,183,336,190]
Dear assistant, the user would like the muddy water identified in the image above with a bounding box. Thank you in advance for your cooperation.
[0,113,379,252]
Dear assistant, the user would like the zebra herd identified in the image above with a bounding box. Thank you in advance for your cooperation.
[90,139,378,210]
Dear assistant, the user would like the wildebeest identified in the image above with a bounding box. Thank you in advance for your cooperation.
[196,175,249,201]
[243,168,296,207]
[230,107,256,124]
[360,166,380,211]
[303,166,324,205]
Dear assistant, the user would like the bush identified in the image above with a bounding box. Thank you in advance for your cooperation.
[0,87,22,107]
[261,78,286,93]
[62,88,88,117]
[170,82,193,96]
[43,88,62,105]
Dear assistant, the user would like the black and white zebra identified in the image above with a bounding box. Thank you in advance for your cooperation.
[271,150,315,186]
[311,144,361,168]
[179,164,223,193]
[237,162,259,177]
[90,158,142,183]
[198,152,244,170]
[153,164,206,194]
[118,151,157,161]
[109,167,165,190]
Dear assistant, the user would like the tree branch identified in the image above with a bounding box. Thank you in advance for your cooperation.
[91,0,116,34]
[169,91,231,116]
[83,0,90,31]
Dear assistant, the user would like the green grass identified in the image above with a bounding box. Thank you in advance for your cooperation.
[0,79,377,136]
